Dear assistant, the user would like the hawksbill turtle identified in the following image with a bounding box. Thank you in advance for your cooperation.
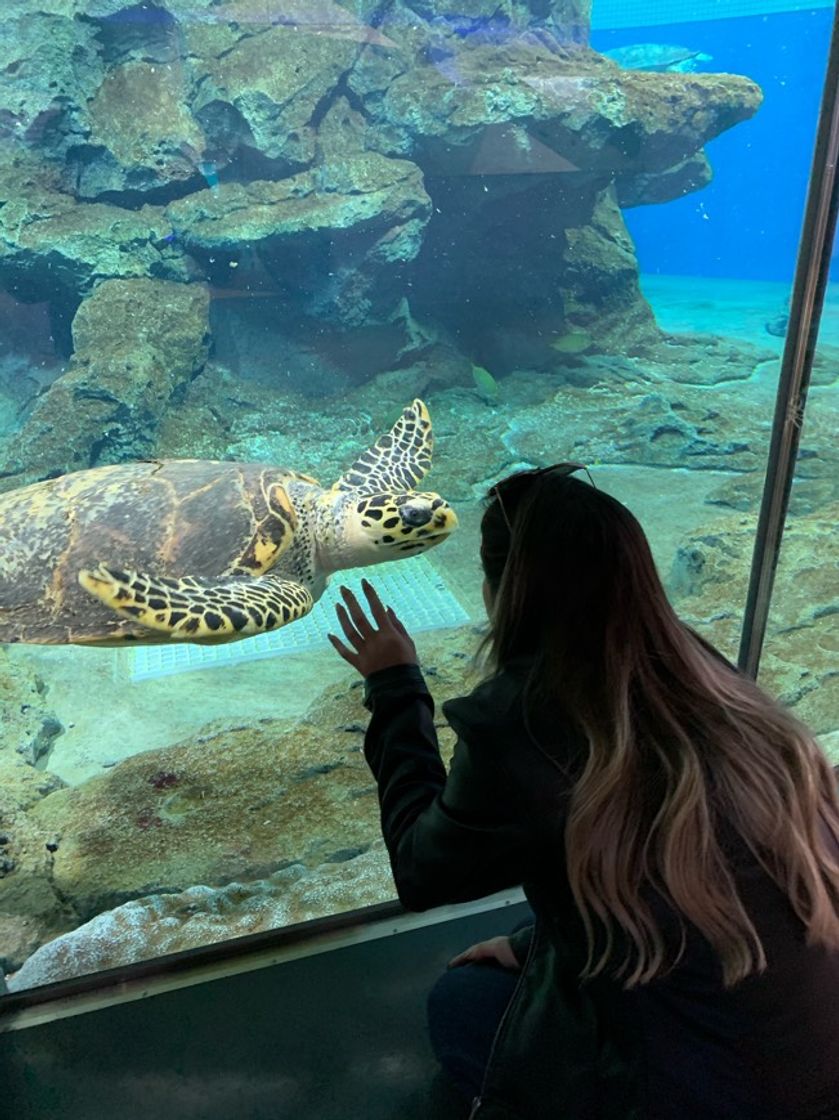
[603,44,713,73]
[0,399,456,646]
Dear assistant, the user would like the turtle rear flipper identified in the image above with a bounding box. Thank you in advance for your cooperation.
[330,399,433,495]
[78,565,313,642]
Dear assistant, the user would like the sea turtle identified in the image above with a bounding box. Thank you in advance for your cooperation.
[0,399,457,646]
[603,44,713,73]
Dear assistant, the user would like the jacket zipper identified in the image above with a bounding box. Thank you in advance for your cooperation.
[468,917,540,1118]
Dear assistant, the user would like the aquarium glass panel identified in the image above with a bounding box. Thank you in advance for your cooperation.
[0,1,833,991]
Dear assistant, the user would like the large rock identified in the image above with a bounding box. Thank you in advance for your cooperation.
[1,279,209,486]
[71,60,207,199]
[191,22,362,166]
[670,503,839,736]
[0,1,766,420]
[0,630,473,978]
[0,790,74,975]
[6,844,396,990]
[167,153,431,325]
[616,152,713,208]
[26,713,387,922]
[0,650,65,770]
[0,12,103,162]
[0,159,189,303]
[23,647,466,925]
[361,40,762,173]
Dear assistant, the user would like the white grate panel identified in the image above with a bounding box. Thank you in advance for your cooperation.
[127,555,470,682]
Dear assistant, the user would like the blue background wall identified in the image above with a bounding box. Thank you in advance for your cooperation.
[591,8,834,281]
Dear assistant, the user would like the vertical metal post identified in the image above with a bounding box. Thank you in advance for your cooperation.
[737,6,839,678]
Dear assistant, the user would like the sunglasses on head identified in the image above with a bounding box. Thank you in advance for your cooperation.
[488,462,595,532]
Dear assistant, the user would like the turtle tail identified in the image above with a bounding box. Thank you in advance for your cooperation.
[78,565,313,642]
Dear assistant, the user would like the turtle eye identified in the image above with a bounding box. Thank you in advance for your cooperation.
[400,503,432,528]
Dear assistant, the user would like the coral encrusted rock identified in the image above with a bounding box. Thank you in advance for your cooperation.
[1,279,210,486]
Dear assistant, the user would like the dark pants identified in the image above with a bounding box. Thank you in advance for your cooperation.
[426,921,532,1103]
[427,958,518,1103]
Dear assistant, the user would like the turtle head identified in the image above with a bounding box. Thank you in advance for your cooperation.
[319,490,457,571]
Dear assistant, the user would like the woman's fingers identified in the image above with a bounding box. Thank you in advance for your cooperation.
[327,632,359,667]
[448,937,519,971]
[335,602,364,649]
[340,585,375,636]
[341,581,405,635]
[387,607,409,635]
[361,578,389,626]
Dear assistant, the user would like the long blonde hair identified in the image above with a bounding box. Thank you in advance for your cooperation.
[481,468,839,987]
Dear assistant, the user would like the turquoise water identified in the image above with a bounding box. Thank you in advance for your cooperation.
[0,1,836,990]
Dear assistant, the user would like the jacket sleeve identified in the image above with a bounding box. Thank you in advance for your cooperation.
[363,664,534,911]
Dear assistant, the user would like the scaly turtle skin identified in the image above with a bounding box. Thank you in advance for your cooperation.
[0,399,456,646]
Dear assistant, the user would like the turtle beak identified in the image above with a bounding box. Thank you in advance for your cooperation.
[432,505,457,533]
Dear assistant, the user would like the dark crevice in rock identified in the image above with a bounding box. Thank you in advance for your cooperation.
[223,143,309,189]
[318,68,369,130]
[292,761,345,782]
[72,170,211,211]
[49,294,82,359]
[324,845,371,864]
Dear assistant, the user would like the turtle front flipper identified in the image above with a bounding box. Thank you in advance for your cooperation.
[330,399,433,495]
[78,565,313,642]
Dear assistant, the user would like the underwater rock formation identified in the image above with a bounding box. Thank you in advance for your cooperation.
[615,152,712,208]
[0,649,70,973]
[500,348,774,474]
[6,843,396,990]
[0,650,65,771]
[23,681,457,923]
[0,159,189,302]
[0,639,468,973]
[2,278,209,486]
[0,0,764,484]
[166,153,431,326]
[672,502,839,737]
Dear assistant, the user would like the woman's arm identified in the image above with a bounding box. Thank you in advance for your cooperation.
[363,665,533,911]
[329,580,533,911]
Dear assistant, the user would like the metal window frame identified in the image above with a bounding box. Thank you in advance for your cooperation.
[737,3,839,676]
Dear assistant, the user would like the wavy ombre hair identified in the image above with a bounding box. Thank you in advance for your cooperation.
[480,467,839,988]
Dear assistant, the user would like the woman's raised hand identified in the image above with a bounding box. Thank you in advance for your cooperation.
[328,578,418,678]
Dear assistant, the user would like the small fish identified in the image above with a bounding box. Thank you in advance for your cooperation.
[472,364,500,405]
[178,141,222,195]
[198,160,220,195]
[550,329,592,355]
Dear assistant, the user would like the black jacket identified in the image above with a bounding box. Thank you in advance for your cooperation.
[363,660,839,1120]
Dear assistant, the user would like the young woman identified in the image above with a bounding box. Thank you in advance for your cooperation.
[328,465,839,1120]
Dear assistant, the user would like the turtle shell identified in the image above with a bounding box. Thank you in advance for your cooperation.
[605,43,703,71]
[0,460,304,644]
